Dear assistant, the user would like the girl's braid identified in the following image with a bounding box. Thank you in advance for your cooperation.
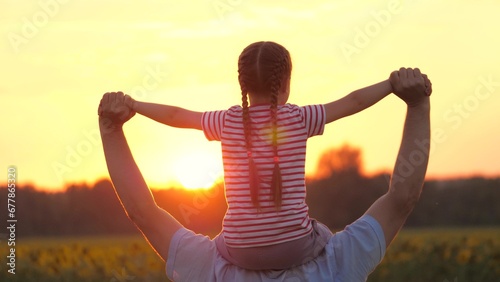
[269,58,286,209]
[239,60,260,208]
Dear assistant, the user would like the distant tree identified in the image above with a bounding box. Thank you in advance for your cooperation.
[407,177,500,227]
[307,144,382,229]
[314,144,363,180]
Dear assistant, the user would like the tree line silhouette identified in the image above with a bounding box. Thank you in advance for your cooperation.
[1,145,499,238]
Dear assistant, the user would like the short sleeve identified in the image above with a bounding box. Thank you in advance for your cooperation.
[201,110,226,141]
[301,104,326,137]
[331,215,386,281]
[166,228,217,282]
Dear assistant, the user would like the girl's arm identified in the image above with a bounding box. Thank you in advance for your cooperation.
[324,79,393,124]
[126,96,202,130]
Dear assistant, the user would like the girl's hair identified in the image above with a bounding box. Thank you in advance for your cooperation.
[237,41,292,209]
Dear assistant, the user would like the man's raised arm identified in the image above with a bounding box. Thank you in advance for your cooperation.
[365,68,432,247]
[99,92,182,261]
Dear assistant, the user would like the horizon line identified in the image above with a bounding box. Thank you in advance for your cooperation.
[2,172,499,193]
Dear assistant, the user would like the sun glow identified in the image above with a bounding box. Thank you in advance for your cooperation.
[2,1,500,191]
[173,149,224,190]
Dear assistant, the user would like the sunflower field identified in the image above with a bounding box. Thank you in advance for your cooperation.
[1,228,499,281]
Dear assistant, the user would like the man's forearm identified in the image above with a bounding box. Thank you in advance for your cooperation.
[390,99,431,203]
[100,119,157,217]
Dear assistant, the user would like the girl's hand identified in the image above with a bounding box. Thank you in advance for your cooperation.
[124,94,137,111]
[390,67,431,107]
[422,74,432,96]
[98,91,136,126]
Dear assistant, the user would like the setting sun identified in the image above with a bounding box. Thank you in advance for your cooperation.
[172,149,223,190]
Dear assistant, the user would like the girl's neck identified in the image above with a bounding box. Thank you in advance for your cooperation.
[249,93,288,106]
[249,102,271,107]
[249,94,272,106]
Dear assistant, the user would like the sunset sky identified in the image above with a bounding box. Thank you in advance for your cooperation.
[2,0,500,192]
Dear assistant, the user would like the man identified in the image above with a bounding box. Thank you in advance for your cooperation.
[98,67,432,281]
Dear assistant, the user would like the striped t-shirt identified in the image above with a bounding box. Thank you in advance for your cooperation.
[202,103,326,248]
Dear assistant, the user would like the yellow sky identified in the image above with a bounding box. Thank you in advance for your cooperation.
[1,0,500,191]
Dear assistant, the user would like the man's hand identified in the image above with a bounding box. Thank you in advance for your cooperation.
[98,91,136,126]
[390,68,432,107]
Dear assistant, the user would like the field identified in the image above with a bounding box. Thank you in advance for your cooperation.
[368,228,500,282]
[1,228,499,282]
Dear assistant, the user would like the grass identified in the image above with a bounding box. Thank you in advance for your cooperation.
[1,228,499,281]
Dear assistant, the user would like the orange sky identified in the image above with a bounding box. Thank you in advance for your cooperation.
[1,0,500,191]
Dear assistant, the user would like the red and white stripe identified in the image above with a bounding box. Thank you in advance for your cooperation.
[202,103,325,248]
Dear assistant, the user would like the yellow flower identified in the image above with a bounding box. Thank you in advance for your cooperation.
[443,248,451,260]
[457,248,472,265]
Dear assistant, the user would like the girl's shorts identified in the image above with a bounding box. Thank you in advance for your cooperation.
[214,219,332,270]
